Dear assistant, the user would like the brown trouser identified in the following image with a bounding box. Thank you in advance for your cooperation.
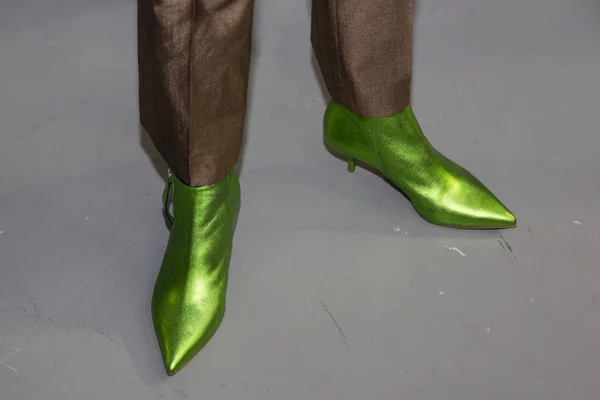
[138,0,413,186]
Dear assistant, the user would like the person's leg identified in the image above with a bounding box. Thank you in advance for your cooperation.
[312,0,413,118]
[138,0,254,376]
[312,1,516,229]
[138,0,254,187]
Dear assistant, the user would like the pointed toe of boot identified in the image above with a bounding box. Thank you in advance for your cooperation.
[153,296,226,376]
[482,201,517,229]
[439,198,516,230]
[416,175,517,230]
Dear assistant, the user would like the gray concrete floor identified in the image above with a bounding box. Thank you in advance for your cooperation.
[1,0,600,398]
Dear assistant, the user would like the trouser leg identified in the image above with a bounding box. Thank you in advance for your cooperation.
[312,0,413,118]
[138,0,254,186]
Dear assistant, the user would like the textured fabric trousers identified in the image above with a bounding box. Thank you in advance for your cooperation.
[138,0,413,186]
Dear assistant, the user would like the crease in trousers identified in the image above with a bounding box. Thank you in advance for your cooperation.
[138,0,413,186]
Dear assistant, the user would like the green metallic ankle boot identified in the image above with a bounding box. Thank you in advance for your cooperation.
[152,171,240,375]
[324,102,516,229]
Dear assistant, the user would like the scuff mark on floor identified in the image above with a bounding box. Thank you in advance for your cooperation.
[320,300,350,354]
[30,116,57,132]
[499,240,507,252]
[499,234,516,261]
[445,245,466,257]
[500,234,513,253]
[438,291,456,300]
[0,346,21,373]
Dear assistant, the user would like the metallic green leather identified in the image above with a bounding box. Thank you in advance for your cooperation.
[152,171,240,375]
[324,102,516,229]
